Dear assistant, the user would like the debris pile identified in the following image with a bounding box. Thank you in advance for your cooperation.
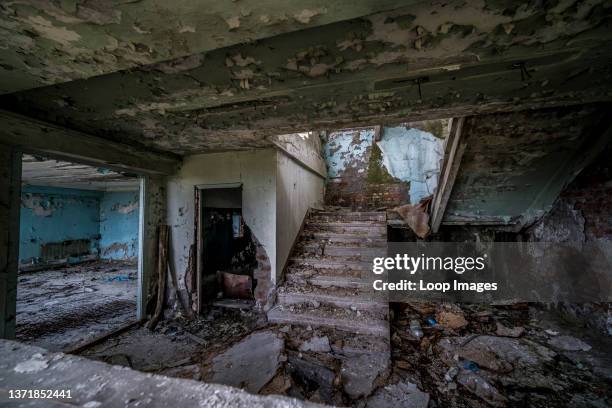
[389,302,611,407]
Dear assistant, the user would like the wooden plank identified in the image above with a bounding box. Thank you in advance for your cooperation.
[147,225,169,330]
[430,117,467,233]
[64,320,142,355]
[0,110,180,175]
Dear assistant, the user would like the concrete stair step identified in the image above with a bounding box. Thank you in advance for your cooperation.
[277,288,386,312]
[267,305,389,337]
[310,211,386,223]
[289,257,372,271]
[286,273,368,289]
[297,244,385,258]
[301,232,387,245]
[305,222,387,235]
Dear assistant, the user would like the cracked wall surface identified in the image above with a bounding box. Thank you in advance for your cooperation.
[444,103,611,227]
[324,122,446,209]
[0,0,610,154]
[19,186,140,264]
[19,186,101,264]
[99,191,139,261]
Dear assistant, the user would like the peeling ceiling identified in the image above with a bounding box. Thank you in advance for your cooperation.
[0,0,414,93]
[0,0,611,156]
[22,154,140,191]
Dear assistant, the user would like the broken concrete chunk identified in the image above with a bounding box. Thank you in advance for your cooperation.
[14,353,49,373]
[438,335,556,373]
[436,310,468,330]
[548,335,592,352]
[456,369,507,407]
[341,352,390,399]
[209,330,284,394]
[366,381,430,408]
[287,355,336,402]
[495,322,525,338]
[299,336,331,353]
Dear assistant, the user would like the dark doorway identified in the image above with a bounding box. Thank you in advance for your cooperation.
[198,187,257,310]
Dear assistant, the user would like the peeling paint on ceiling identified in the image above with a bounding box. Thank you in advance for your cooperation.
[0,0,417,93]
[0,0,611,155]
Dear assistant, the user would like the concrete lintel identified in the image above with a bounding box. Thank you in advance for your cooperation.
[0,110,181,176]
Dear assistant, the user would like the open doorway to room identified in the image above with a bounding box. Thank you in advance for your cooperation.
[196,185,257,312]
[16,154,142,351]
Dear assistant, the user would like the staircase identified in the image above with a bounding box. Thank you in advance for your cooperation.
[268,207,390,353]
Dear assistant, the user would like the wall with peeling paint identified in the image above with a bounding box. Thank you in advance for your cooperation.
[166,149,277,299]
[19,186,101,264]
[276,134,325,277]
[99,191,140,261]
[323,124,443,209]
[378,125,444,204]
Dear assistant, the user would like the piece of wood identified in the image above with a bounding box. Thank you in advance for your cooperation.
[185,332,208,346]
[0,110,180,175]
[147,225,169,330]
[430,117,467,233]
[64,320,143,355]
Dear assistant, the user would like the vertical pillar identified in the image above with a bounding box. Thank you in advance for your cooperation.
[0,144,20,339]
[137,176,166,320]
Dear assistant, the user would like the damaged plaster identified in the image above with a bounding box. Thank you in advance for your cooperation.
[0,0,415,94]
[1,1,610,154]
[378,125,445,204]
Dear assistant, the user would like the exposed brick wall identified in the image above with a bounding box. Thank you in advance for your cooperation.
[324,129,409,210]
[556,141,612,240]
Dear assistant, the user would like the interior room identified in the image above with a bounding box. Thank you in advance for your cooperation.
[16,154,141,351]
[0,1,611,407]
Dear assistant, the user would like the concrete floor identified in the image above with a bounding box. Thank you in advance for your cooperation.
[16,261,137,351]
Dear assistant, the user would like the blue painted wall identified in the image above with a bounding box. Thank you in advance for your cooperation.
[99,191,140,261]
[19,186,140,264]
[20,186,102,263]
[378,126,444,204]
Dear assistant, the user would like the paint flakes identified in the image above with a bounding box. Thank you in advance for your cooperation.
[225,16,241,30]
[111,201,139,215]
[293,9,322,24]
[26,16,81,46]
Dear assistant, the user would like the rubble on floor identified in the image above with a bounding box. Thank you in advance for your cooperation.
[81,307,265,381]
[65,298,611,407]
[16,260,137,351]
[389,302,612,407]
[206,330,285,394]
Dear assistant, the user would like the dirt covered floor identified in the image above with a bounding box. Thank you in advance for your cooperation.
[70,302,611,407]
[16,260,137,351]
[80,307,265,380]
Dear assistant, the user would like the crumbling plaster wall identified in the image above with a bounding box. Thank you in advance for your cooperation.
[276,133,326,280]
[324,124,444,209]
[166,149,277,304]
[445,104,610,226]
[99,191,140,261]
[18,187,141,264]
[19,186,101,264]
[525,140,612,334]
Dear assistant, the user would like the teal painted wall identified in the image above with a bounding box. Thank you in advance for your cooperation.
[99,191,140,261]
[19,186,102,264]
[19,186,140,264]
